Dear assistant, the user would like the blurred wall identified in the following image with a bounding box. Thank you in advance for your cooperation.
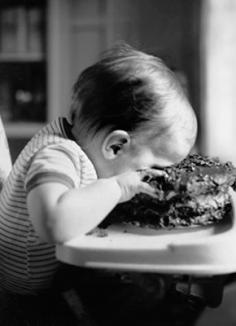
[200,0,236,164]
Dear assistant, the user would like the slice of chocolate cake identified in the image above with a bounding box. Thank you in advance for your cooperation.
[101,154,236,229]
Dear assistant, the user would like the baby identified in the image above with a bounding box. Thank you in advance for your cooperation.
[0,44,197,300]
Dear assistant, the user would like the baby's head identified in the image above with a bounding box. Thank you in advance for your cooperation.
[70,44,197,177]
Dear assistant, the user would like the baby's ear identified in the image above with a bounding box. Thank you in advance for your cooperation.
[102,130,130,159]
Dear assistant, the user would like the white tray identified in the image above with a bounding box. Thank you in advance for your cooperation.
[56,190,236,276]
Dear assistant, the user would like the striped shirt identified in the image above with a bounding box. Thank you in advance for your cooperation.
[0,117,97,294]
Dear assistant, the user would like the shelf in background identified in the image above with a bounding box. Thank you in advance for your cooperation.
[5,122,44,138]
[0,52,45,62]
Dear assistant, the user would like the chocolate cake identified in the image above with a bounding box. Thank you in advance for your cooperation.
[101,154,236,229]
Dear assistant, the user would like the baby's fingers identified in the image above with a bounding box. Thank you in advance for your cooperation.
[138,181,158,198]
[137,168,168,182]
[148,168,168,178]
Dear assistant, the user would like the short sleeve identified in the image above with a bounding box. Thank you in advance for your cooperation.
[25,143,81,193]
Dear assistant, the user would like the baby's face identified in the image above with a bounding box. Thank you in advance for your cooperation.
[123,130,193,172]
[125,105,197,172]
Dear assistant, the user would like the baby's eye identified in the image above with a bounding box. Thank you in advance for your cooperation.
[151,165,165,170]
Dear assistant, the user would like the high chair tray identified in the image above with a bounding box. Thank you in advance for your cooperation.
[56,191,236,276]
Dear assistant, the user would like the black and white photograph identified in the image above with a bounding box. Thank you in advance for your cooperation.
[0,1,236,325]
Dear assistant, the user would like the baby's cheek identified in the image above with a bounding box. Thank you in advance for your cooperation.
[131,152,157,170]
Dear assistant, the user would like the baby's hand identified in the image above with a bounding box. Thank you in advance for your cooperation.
[114,169,167,203]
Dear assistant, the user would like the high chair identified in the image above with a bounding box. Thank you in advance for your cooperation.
[0,116,12,190]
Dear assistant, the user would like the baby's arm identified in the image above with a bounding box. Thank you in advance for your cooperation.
[27,170,161,244]
[27,178,120,243]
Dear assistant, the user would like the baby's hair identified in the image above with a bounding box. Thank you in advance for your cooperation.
[70,43,193,139]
